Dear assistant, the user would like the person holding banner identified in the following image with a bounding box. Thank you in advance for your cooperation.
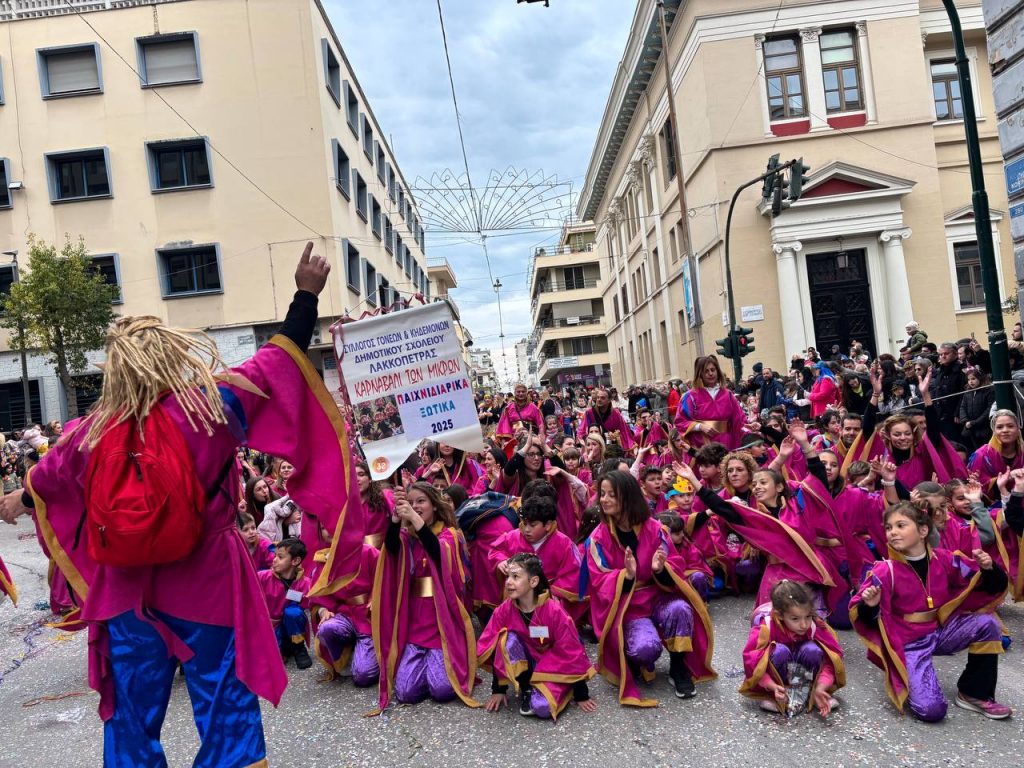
[496,384,546,454]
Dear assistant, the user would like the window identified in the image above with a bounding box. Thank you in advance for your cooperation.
[89,254,122,303]
[157,244,221,297]
[46,148,111,202]
[404,246,413,277]
[383,216,393,253]
[764,35,806,120]
[398,188,406,222]
[332,139,350,199]
[370,194,382,238]
[353,170,367,220]
[0,265,14,299]
[137,33,200,87]
[820,29,862,113]
[660,118,677,181]
[570,338,594,356]
[0,159,10,209]
[563,266,585,290]
[613,294,620,323]
[343,81,359,136]
[953,242,983,309]
[38,44,101,98]
[343,239,360,292]
[621,286,629,314]
[378,277,390,309]
[931,59,963,121]
[376,143,386,183]
[395,233,403,265]
[322,39,341,106]
[364,261,377,305]
[147,139,211,191]
[386,164,396,201]
[361,115,374,160]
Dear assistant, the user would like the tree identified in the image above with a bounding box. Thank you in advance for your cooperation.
[0,235,116,419]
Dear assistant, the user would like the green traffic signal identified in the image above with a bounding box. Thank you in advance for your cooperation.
[715,335,735,360]
[788,157,811,202]
[761,153,781,203]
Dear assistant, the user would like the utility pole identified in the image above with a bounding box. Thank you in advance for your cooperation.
[941,0,1012,410]
[657,1,703,355]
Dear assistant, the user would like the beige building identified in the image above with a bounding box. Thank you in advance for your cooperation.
[0,0,430,428]
[527,221,612,388]
[579,0,1012,388]
[427,256,472,370]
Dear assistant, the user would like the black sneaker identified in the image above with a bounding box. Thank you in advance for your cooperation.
[518,686,535,717]
[671,670,696,699]
[293,644,313,670]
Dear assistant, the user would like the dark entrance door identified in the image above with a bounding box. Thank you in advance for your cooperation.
[806,249,877,358]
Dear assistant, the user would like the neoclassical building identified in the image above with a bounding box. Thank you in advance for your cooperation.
[578,0,1012,386]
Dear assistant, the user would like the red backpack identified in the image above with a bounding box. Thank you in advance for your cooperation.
[83,403,209,567]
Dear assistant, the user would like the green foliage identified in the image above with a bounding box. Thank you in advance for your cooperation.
[0,234,116,414]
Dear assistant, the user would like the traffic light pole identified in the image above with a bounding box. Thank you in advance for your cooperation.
[941,0,1012,410]
[723,161,796,385]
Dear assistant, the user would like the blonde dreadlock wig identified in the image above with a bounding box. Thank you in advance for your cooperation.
[83,315,228,447]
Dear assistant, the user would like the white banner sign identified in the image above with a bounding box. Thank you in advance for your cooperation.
[333,301,484,480]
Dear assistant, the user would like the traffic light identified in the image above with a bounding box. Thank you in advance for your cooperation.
[734,326,755,357]
[715,334,735,360]
[788,157,812,202]
[761,153,781,203]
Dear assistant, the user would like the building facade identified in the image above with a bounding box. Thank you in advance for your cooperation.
[469,348,497,392]
[426,256,472,371]
[579,0,1013,388]
[527,221,612,389]
[0,0,429,429]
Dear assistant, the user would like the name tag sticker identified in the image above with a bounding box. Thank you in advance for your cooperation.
[529,625,550,640]
[286,589,304,603]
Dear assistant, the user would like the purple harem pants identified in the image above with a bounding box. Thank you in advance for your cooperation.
[394,644,456,704]
[503,632,570,719]
[904,612,1002,722]
[769,641,824,683]
[624,596,694,670]
[314,614,378,686]
[688,572,710,601]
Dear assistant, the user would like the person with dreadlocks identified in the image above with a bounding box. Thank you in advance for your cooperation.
[0,244,365,768]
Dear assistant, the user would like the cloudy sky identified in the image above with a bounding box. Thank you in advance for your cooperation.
[322,0,636,386]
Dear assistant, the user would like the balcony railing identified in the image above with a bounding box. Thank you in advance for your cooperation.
[536,277,600,294]
[534,243,595,257]
[537,315,603,329]
[0,0,184,20]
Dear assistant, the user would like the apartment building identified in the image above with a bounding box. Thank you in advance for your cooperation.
[579,0,1012,387]
[527,221,611,389]
[426,256,472,370]
[469,347,497,392]
[0,0,429,429]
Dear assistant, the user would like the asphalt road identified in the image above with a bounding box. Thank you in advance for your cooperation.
[2,522,1024,768]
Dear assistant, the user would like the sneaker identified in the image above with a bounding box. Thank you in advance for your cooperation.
[293,644,313,670]
[671,670,696,699]
[955,693,1012,720]
[518,686,535,717]
[1001,634,1012,651]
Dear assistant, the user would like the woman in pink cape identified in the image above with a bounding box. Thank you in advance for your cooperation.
[583,470,715,707]
[418,442,483,492]
[371,482,478,711]
[806,363,841,418]
[968,410,1024,498]
[674,355,746,451]
[843,366,966,487]
[0,245,366,767]
[480,554,596,720]
[633,408,666,454]
[357,461,395,550]
[850,502,1010,721]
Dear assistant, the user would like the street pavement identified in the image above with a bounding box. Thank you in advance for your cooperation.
[2,522,1024,768]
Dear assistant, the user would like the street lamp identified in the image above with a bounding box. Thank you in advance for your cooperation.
[1,250,32,427]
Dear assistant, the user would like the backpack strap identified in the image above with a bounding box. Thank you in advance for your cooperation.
[206,455,237,503]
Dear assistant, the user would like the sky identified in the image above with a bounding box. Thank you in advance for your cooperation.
[322,0,637,388]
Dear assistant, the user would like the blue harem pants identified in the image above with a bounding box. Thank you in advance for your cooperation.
[104,609,266,768]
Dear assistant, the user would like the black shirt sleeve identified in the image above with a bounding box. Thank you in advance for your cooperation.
[384,519,402,555]
[415,524,442,564]
[805,455,828,488]
[924,404,942,445]
[504,452,525,478]
[857,600,880,627]
[572,680,590,702]
[278,290,319,352]
[697,486,742,525]
[894,480,911,501]
[862,401,878,439]
[979,562,1009,594]
[1006,493,1024,536]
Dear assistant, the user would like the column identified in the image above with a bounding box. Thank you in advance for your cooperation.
[772,241,807,355]
[799,27,829,132]
[754,34,772,137]
[855,21,878,124]
[879,229,914,353]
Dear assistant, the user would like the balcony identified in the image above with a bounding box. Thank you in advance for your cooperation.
[538,351,611,381]
[535,315,606,343]
[0,0,185,21]
[530,277,602,321]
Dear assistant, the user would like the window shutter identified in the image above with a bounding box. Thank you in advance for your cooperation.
[144,39,198,84]
[47,49,99,93]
